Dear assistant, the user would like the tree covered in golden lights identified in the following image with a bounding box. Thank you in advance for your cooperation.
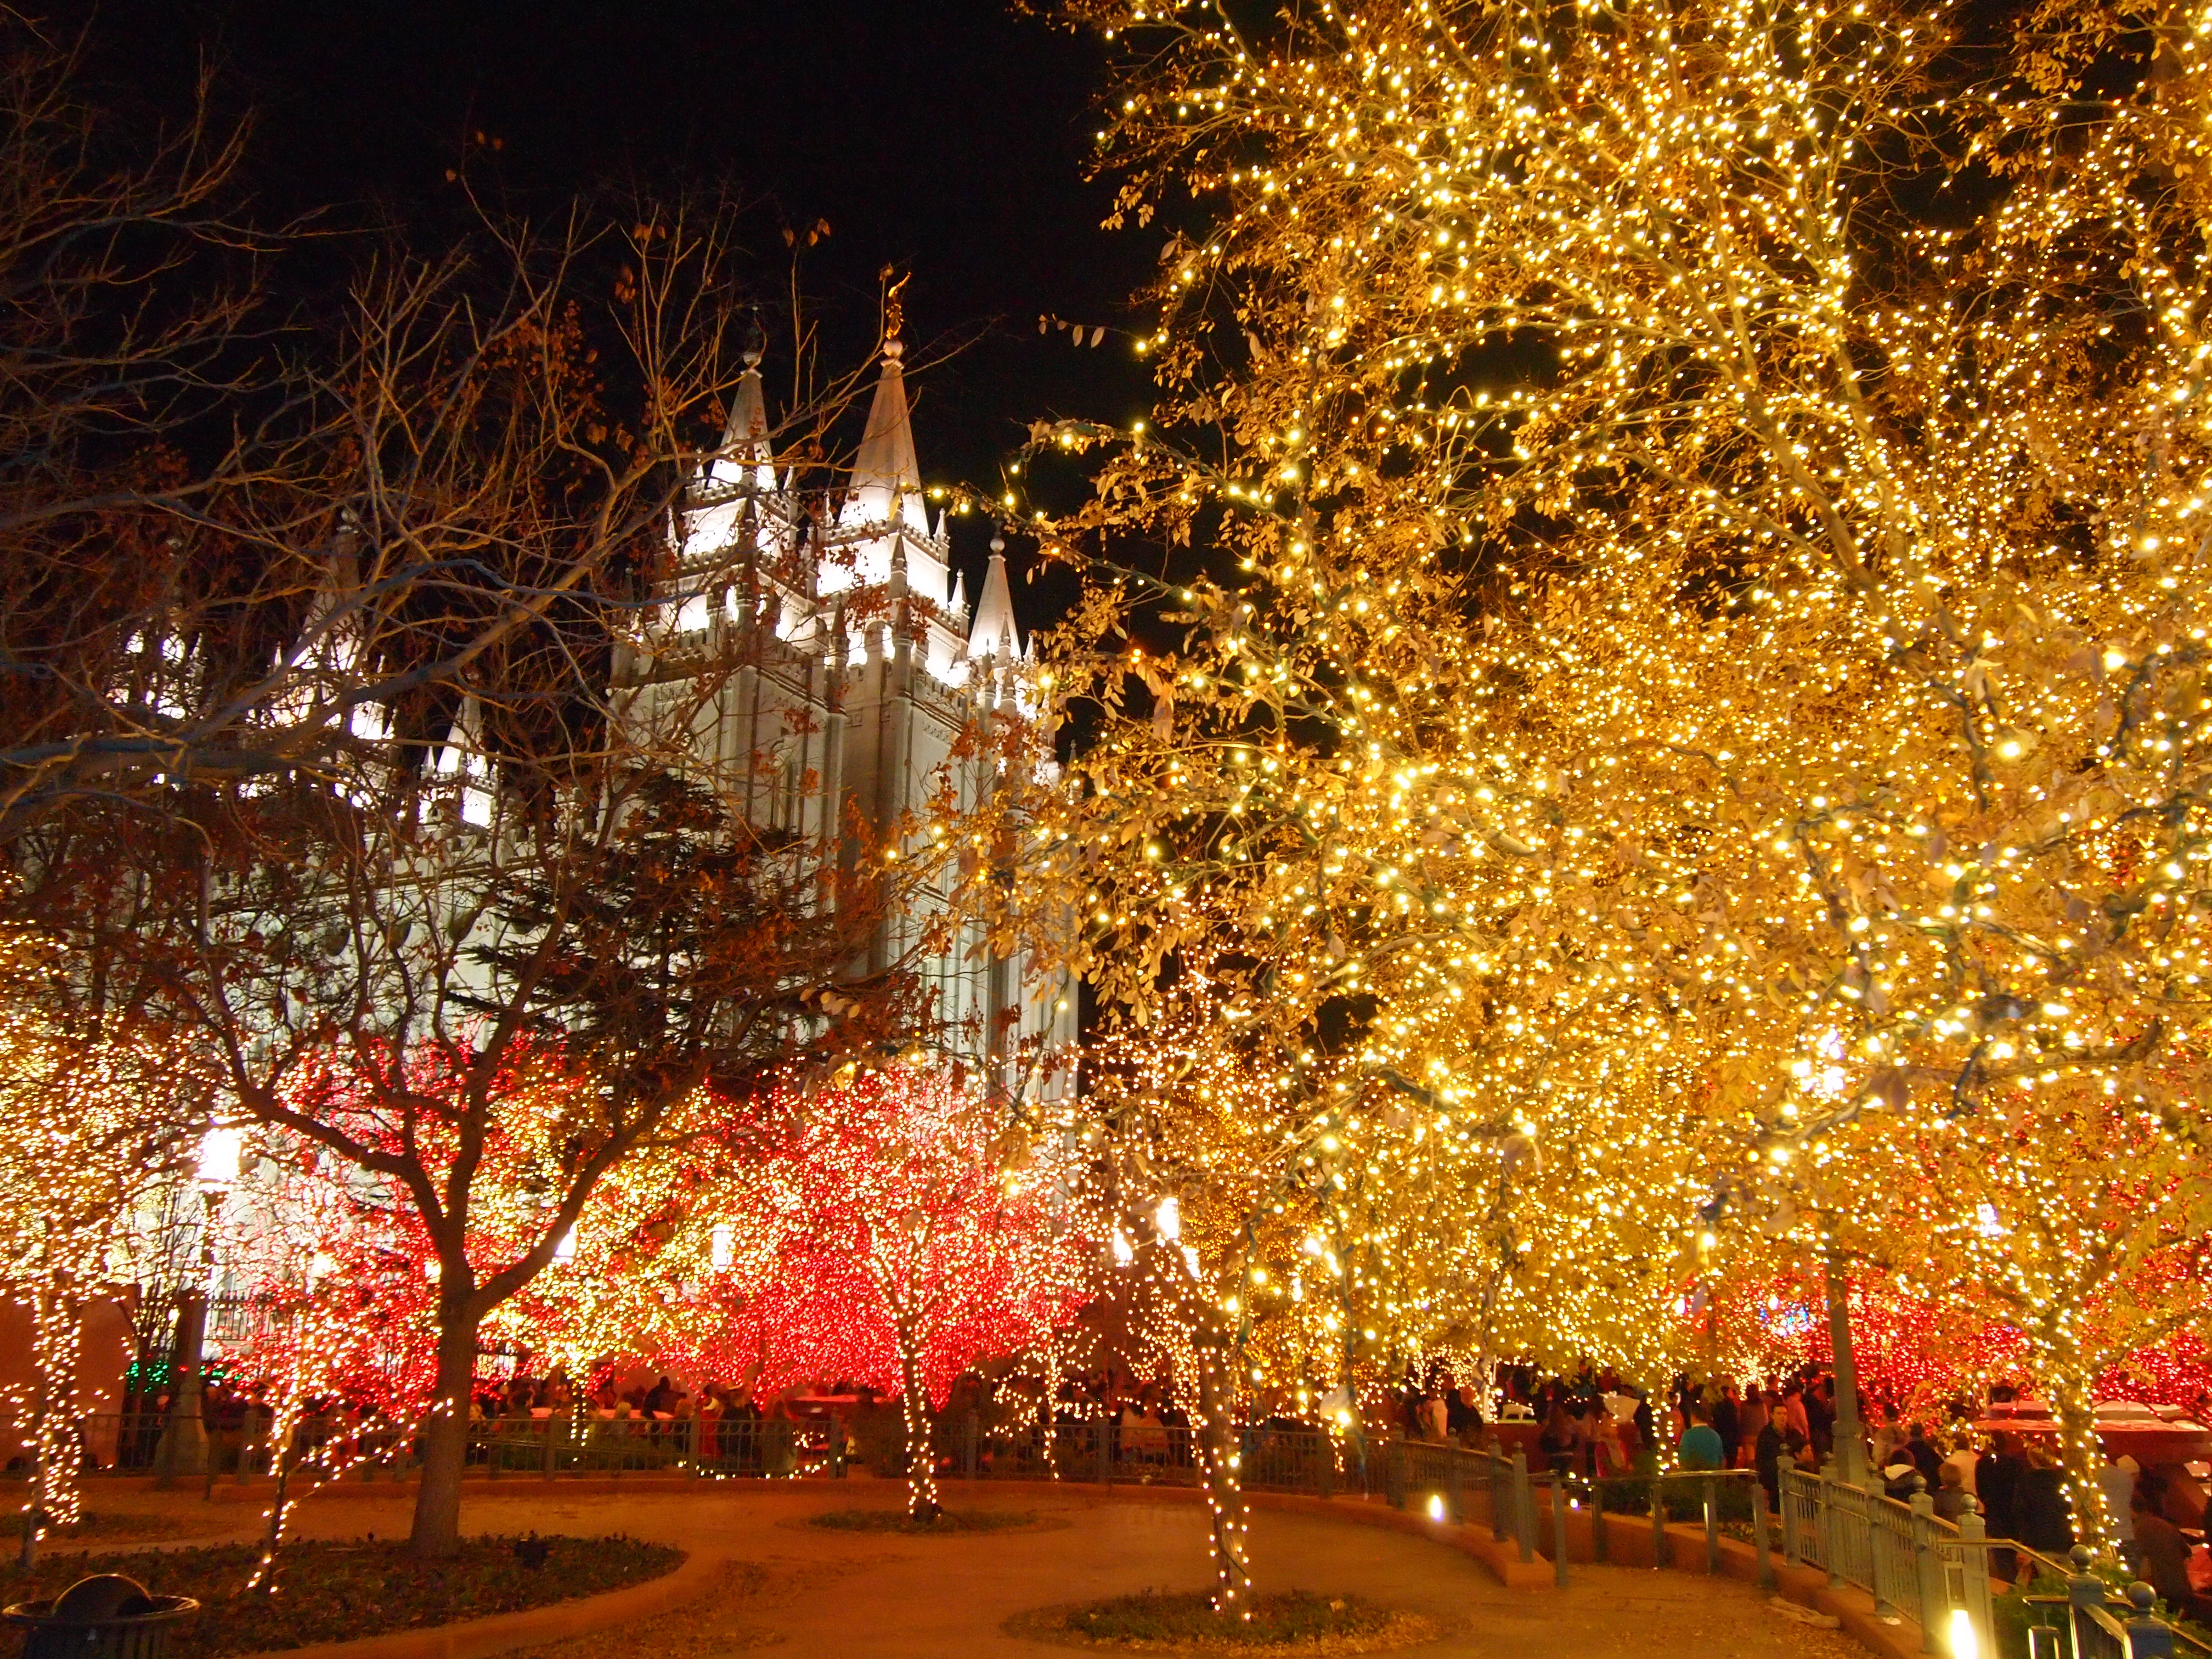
[0,927,199,1565]
[1815,1065,2212,1539]
[1077,960,1737,1424]
[966,0,2212,1532]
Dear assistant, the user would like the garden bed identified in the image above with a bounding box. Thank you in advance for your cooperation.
[1006,1589,1438,1655]
[0,1533,683,1658]
[1590,1477,1760,1523]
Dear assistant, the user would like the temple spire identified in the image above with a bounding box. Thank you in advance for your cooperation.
[843,275,928,537]
[969,532,1018,660]
[712,325,775,492]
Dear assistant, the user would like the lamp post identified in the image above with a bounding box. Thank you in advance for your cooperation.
[154,1127,240,1485]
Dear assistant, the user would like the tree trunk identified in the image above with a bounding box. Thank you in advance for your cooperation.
[20,1284,84,1571]
[1192,1337,1252,1618]
[18,1300,47,1571]
[898,1334,940,1523]
[17,1296,49,1572]
[1337,1327,1370,1491]
[255,1448,293,1585]
[409,1291,478,1559]
[247,1367,313,1593]
[2047,1371,2112,1550]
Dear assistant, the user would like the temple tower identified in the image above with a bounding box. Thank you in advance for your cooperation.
[614,329,1076,1104]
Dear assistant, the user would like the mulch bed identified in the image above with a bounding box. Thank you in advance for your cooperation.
[1005,1589,1438,1655]
[0,1533,683,1658]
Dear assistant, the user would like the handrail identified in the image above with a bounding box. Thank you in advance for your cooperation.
[1777,1460,1997,1653]
[2012,1544,2212,1659]
[1780,1465,2211,1659]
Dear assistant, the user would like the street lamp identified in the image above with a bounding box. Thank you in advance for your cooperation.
[154,1125,241,1484]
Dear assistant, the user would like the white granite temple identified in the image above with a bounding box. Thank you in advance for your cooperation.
[611,329,1076,1103]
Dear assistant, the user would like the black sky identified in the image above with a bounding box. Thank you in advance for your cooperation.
[52,0,1154,620]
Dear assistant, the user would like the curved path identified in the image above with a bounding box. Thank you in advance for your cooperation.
[61,1477,1861,1659]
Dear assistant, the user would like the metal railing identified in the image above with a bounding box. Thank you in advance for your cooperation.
[1782,1462,1999,1656]
[0,1409,847,1486]
[1,1410,183,1474]
[1785,1471,2204,1659]
[1251,1435,1776,1596]
[1,1408,420,1488]
[470,1413,832,1480]
[2010,1544,2209,1659]
[1579,1466,1770,1583]
[1396,1436,1519,1540]
[959,1418,1381,1499]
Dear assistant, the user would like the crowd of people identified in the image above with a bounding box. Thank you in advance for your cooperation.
[1396,1363,2211,1617]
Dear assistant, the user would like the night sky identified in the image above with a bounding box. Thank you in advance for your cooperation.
[52,0,1156,622]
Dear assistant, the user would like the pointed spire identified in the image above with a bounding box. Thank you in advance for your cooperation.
[435,693,482,776]
[842,335,929,537]
[969,532,1018,661]
[712,326,775,492]
[949,567,968,624]
[435,694,495,827]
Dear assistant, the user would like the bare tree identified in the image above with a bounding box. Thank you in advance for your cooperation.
[0,14,300,844]
[0,19,892,857]
[29,187,963,1554]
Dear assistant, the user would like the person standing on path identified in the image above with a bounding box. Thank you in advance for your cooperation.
[1678,1406,1725,1471]
[1713,1386,1741,1468]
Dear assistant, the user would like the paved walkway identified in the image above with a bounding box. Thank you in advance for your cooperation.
[54,1480,1863,1658]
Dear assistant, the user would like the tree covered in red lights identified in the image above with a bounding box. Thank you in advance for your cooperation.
[230,1042,690,1417]
[228,1066,1094,1528]
[709,1068,1095,1519]
[1698,1265,2212,1412]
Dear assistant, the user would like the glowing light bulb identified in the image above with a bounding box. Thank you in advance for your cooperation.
[196,1125,243,1189]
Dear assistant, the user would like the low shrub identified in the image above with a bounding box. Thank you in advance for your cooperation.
[1591,1475,1759,1522]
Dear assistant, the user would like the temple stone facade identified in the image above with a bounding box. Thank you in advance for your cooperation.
[612,333,1075,1103]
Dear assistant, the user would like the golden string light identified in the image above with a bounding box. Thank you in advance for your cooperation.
[951,0,2212,1548]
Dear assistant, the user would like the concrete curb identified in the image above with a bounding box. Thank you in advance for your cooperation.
[1064,1483,1936,1651]
[1244,1492,1553,1591]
